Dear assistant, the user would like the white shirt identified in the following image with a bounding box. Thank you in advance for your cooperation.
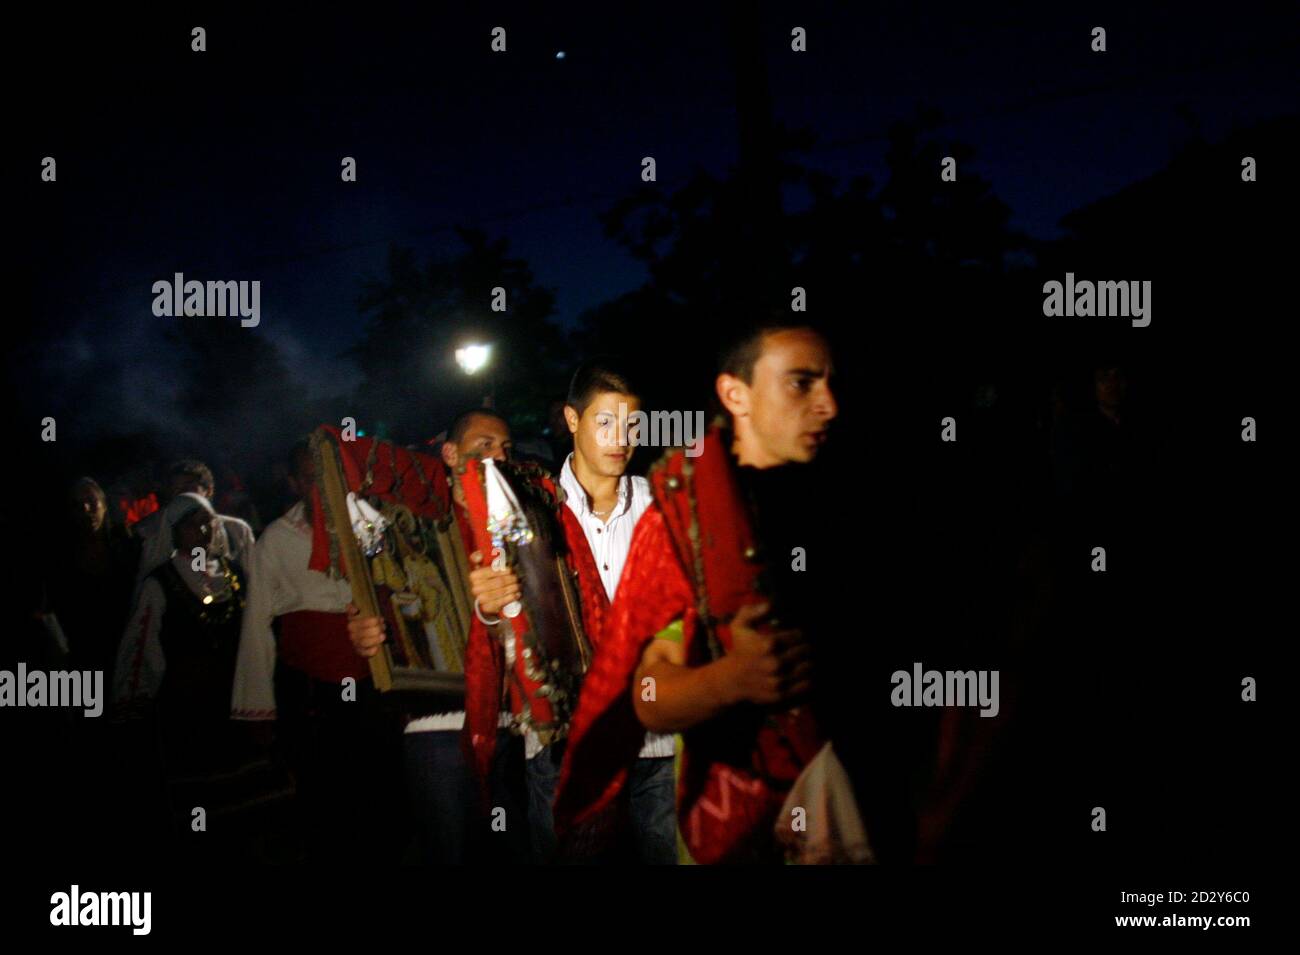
[559,454,675,760]
[229,501,354,719]
[232,502,486,732]
[405,712,513,734]
[218,515,256,569]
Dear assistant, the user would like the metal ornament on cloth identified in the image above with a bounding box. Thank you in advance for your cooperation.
[482,458,533,618]
[347,492,389,558]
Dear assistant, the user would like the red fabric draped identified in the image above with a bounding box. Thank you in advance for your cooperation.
[456,458,608,795]
[554,507,695,834]
[562,506,609,646]
[556,427,823,863]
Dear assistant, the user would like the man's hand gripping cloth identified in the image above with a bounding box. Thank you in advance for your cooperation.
[555,427,823,864]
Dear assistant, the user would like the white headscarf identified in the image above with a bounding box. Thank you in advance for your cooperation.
[115,494,236,707]
[139,492,228,579]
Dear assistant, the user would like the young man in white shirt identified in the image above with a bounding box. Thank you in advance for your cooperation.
[556,359,676,863]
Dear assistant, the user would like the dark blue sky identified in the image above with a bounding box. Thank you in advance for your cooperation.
[19,3,1298,420]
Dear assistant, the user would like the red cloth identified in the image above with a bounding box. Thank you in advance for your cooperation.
[277,609,370,684]
[458,459,608,794]
[553,507,694,837]
[555,427,823,863]
[121,493,159,527]
[307,426,451,575]
[301,426,609,794]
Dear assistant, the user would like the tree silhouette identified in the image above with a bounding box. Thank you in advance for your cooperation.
[349,228,567,442]
[574,111,1033,412]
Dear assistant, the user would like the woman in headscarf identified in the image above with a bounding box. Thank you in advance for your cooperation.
[113,492,253,839]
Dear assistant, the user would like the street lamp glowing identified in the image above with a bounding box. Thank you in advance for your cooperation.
[456,343,491,375]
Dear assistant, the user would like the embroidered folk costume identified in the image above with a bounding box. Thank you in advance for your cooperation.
[113,493,256,832]
[230,499,360,722]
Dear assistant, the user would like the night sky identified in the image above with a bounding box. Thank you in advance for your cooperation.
[14,3,1298,440]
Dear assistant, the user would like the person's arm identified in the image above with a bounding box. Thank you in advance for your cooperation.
[130,513,169,602]
[217,515,256,568]
[113,577,167,709]
[231,536,282,720]
[632,603,814,734]
[634,635,736,733]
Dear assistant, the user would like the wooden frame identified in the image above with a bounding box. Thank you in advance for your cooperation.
[312,429,467,699]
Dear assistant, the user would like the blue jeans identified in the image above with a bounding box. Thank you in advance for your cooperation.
[627,757,677,864]
[525,741,564,863]
[404,728,531,864]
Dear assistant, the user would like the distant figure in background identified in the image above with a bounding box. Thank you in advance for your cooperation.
[36,477,140,852]
[213,466,263,537]
[42,477,141,676]
[132,459,255,598]
[543,396,572,467]
[1078,363,1129,502]
[113,492,256,851]
[1050,363,1149,514]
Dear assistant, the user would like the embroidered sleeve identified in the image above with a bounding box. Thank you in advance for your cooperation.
[230,531,285,719]
[114,577,167,708]
[220,516,257,567]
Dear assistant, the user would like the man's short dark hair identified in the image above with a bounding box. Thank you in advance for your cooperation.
[168,458,214,493]
[718,319,824,384]
[566,357,639,416]
[448,409,509,446]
